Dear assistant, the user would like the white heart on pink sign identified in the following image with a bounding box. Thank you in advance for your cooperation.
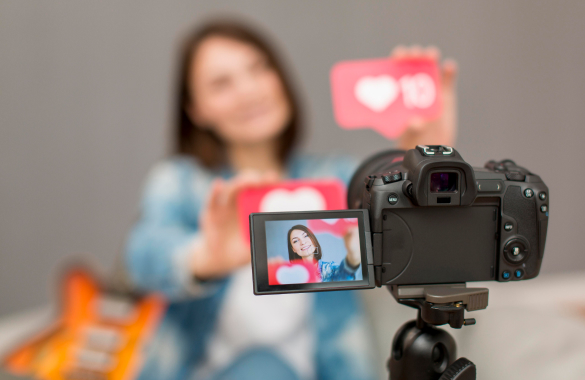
[276,265,310,284]
[354,75,399,112]
[260,187,326,212]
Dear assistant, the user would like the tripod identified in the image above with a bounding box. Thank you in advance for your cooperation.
[386,284,489,380]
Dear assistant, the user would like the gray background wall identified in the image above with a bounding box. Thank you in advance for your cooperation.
[1,0,584,322]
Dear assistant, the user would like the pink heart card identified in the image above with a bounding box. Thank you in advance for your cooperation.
[307,218,358,238]
[238,180,347,243]
[267,260,319,285]
[330,57,442,139]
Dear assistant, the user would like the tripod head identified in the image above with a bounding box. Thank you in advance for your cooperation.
[390,283,489,328]
[386,284,488,380]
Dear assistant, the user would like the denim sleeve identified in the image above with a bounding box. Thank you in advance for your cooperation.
[125,160,210,300]
[320,260,358,282]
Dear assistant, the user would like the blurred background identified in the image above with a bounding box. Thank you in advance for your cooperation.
[1,0,584,379]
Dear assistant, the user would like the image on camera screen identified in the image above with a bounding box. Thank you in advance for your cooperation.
[264,218,363,285]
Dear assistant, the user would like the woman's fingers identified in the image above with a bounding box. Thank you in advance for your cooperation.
[206,179,225,211]
[344,227,361,267]
[262,169,281,184]
[343,226,358,247]
[391,45,441,61]
[424,46,440,60]
[388,44,458,150]
[409,45,424,58]
[237,169,281,187]
[223,171,266,208]
[222,175,253,207]
[407,116,427,132]
[391,45,408,58]
[205,170,284,227]
[220,169,282,209]
[441,59,458,88]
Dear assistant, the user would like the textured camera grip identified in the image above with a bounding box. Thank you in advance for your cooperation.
[503,186,538,272]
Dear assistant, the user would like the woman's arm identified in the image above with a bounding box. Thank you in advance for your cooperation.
[125,160,213,299]
[343,226,361,268]
[394,45,458,150]
[125,160,279,299]
[189,170,278,280]
[320,260,359,282]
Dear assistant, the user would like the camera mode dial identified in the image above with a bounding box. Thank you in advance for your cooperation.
[381,170,402,184]
[485,159,531,182]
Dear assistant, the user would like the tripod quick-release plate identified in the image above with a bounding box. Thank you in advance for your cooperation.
[389,283,489,328]
[392,283,489,311]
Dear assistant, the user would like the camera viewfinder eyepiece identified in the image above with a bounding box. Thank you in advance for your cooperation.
[402,145,477,206]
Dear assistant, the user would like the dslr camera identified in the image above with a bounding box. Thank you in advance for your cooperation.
[249,145,549,295]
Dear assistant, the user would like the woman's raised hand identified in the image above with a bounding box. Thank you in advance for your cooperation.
[343,226,361,268]
[190,170,279,280]
[392,45,458,150]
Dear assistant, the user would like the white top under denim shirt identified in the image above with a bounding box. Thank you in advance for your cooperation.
[125,154,377,380]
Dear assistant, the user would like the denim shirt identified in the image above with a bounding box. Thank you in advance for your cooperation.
[125,154,377,380]
[319,259,358,282]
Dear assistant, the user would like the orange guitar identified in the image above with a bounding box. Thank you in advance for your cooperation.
[2,266,166,380]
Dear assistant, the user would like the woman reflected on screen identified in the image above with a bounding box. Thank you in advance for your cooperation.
[287,225,361,282]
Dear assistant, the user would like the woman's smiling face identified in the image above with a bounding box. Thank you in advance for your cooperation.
[289,229,316,258]
[187,36,291,146]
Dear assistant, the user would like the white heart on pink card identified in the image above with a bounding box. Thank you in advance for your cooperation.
[354,75,399,112]
[259,187,326,213]
[276,265,310,284]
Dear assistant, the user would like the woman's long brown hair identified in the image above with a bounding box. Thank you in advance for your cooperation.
[173,19,302,169]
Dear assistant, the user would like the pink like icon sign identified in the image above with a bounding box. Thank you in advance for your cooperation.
[330,57,442,139]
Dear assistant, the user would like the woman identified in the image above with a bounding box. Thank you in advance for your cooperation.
[288,225,361,282]
[126,18,457,380]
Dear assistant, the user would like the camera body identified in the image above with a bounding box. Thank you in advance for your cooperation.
[249,145,549,295]
[350,145,549,286]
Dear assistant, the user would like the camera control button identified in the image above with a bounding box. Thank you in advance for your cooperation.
[388,193,399,205]
[504,239,529,264]
[514,269,524,279]
[504,222,513,231]
[524,188,534,198]
[540,205,548,213]
[538,192,547,201]
[382,171,402,184]
[506,171,526,181]
[502,271,511,280]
